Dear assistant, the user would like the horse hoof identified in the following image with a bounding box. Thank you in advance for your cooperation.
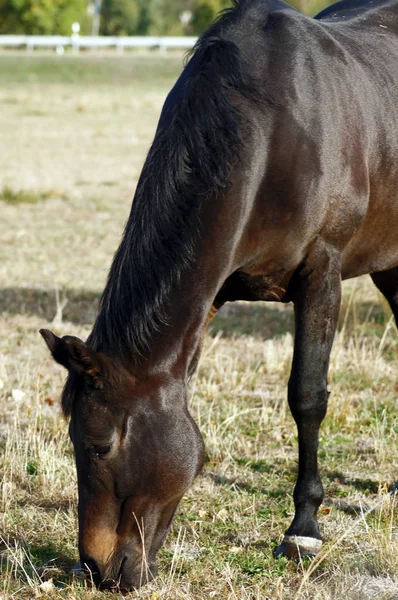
[274,535,322,560]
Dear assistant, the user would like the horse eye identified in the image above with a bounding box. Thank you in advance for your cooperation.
[93,444,112,457]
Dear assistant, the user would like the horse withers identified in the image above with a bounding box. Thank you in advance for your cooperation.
[41,0,398,591]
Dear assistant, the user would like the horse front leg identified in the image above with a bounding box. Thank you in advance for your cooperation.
[275,242,341,559]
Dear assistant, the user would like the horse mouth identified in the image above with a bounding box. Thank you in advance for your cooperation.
[74,555,156,592]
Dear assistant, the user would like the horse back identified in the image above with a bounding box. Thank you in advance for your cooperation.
[155,0,398,295]
[223,0,398,281]
[315,0,398,24]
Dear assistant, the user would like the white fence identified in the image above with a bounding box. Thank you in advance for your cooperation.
[0,35,198,52]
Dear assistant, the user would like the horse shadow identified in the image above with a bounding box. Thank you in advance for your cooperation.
[0,536,76,584]
[0,287,101,325]
[0,286,392,340]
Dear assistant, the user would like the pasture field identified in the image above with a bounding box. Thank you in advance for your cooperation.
[1,53,398,600]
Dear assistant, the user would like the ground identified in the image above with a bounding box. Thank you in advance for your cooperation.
[0,52,398,600]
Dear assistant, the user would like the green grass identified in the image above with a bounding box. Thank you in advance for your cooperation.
[0,54,184,86]
[0,186,61,205]
[0,54,398,600]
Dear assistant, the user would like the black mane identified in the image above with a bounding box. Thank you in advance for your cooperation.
[88,0,268,360]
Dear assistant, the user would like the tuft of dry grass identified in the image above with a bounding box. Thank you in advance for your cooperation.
[1,53,398,599]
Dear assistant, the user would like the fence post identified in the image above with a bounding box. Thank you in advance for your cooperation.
[71,23,80,54]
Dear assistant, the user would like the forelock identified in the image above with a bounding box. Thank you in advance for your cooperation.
[61,371,80,417]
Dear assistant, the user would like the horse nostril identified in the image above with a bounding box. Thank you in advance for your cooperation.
[98,559,127,592]
[81,557,101,584]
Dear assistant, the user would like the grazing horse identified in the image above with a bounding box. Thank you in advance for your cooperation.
[41,0,398,591]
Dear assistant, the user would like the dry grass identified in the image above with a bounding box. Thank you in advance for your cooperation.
[1,53,398,600]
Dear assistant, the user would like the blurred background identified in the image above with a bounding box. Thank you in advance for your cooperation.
[0,0,335,37]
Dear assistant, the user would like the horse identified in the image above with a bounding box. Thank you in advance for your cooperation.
[40,0,398,590]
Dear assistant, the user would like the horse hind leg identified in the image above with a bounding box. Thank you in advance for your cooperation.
[371,266,398,326]
[370,266,398,495]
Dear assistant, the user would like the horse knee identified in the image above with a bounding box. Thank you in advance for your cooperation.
[288,384,329,424]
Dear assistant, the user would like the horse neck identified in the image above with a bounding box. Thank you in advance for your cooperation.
[130,229,229,379]
[144,181,254,378]
[99,190,243,382]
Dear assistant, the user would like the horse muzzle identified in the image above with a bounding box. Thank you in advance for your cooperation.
[75,553,157,592]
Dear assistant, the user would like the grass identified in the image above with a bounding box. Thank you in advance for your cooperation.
[1,53,398,599]
[0,53,184,86]
[0,186,63,205]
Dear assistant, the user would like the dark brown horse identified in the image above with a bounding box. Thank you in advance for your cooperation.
[40,0,398,590]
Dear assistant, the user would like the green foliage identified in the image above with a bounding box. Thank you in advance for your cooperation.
[26,460,38,475]
[54,0,88,35]
[100,0,141,35]
[0,0,336,36]
[0,0,55,34]
[145,0,231,35]
[191,0,231,33]
[148,0,187,36]
[0,186,53,204]
[0,0,87,34]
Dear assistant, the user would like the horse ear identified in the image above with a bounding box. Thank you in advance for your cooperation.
[39,329,104,389]
[40,329,60,354]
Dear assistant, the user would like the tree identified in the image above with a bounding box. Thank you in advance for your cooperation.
[0,0,87,35]
[100,0,141,35]
[148,0,188,35]
[55,0,88,35]
[135,0,151,34]
[0,0,335,36]
[191,0,231,34]
[0,0,56,34]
